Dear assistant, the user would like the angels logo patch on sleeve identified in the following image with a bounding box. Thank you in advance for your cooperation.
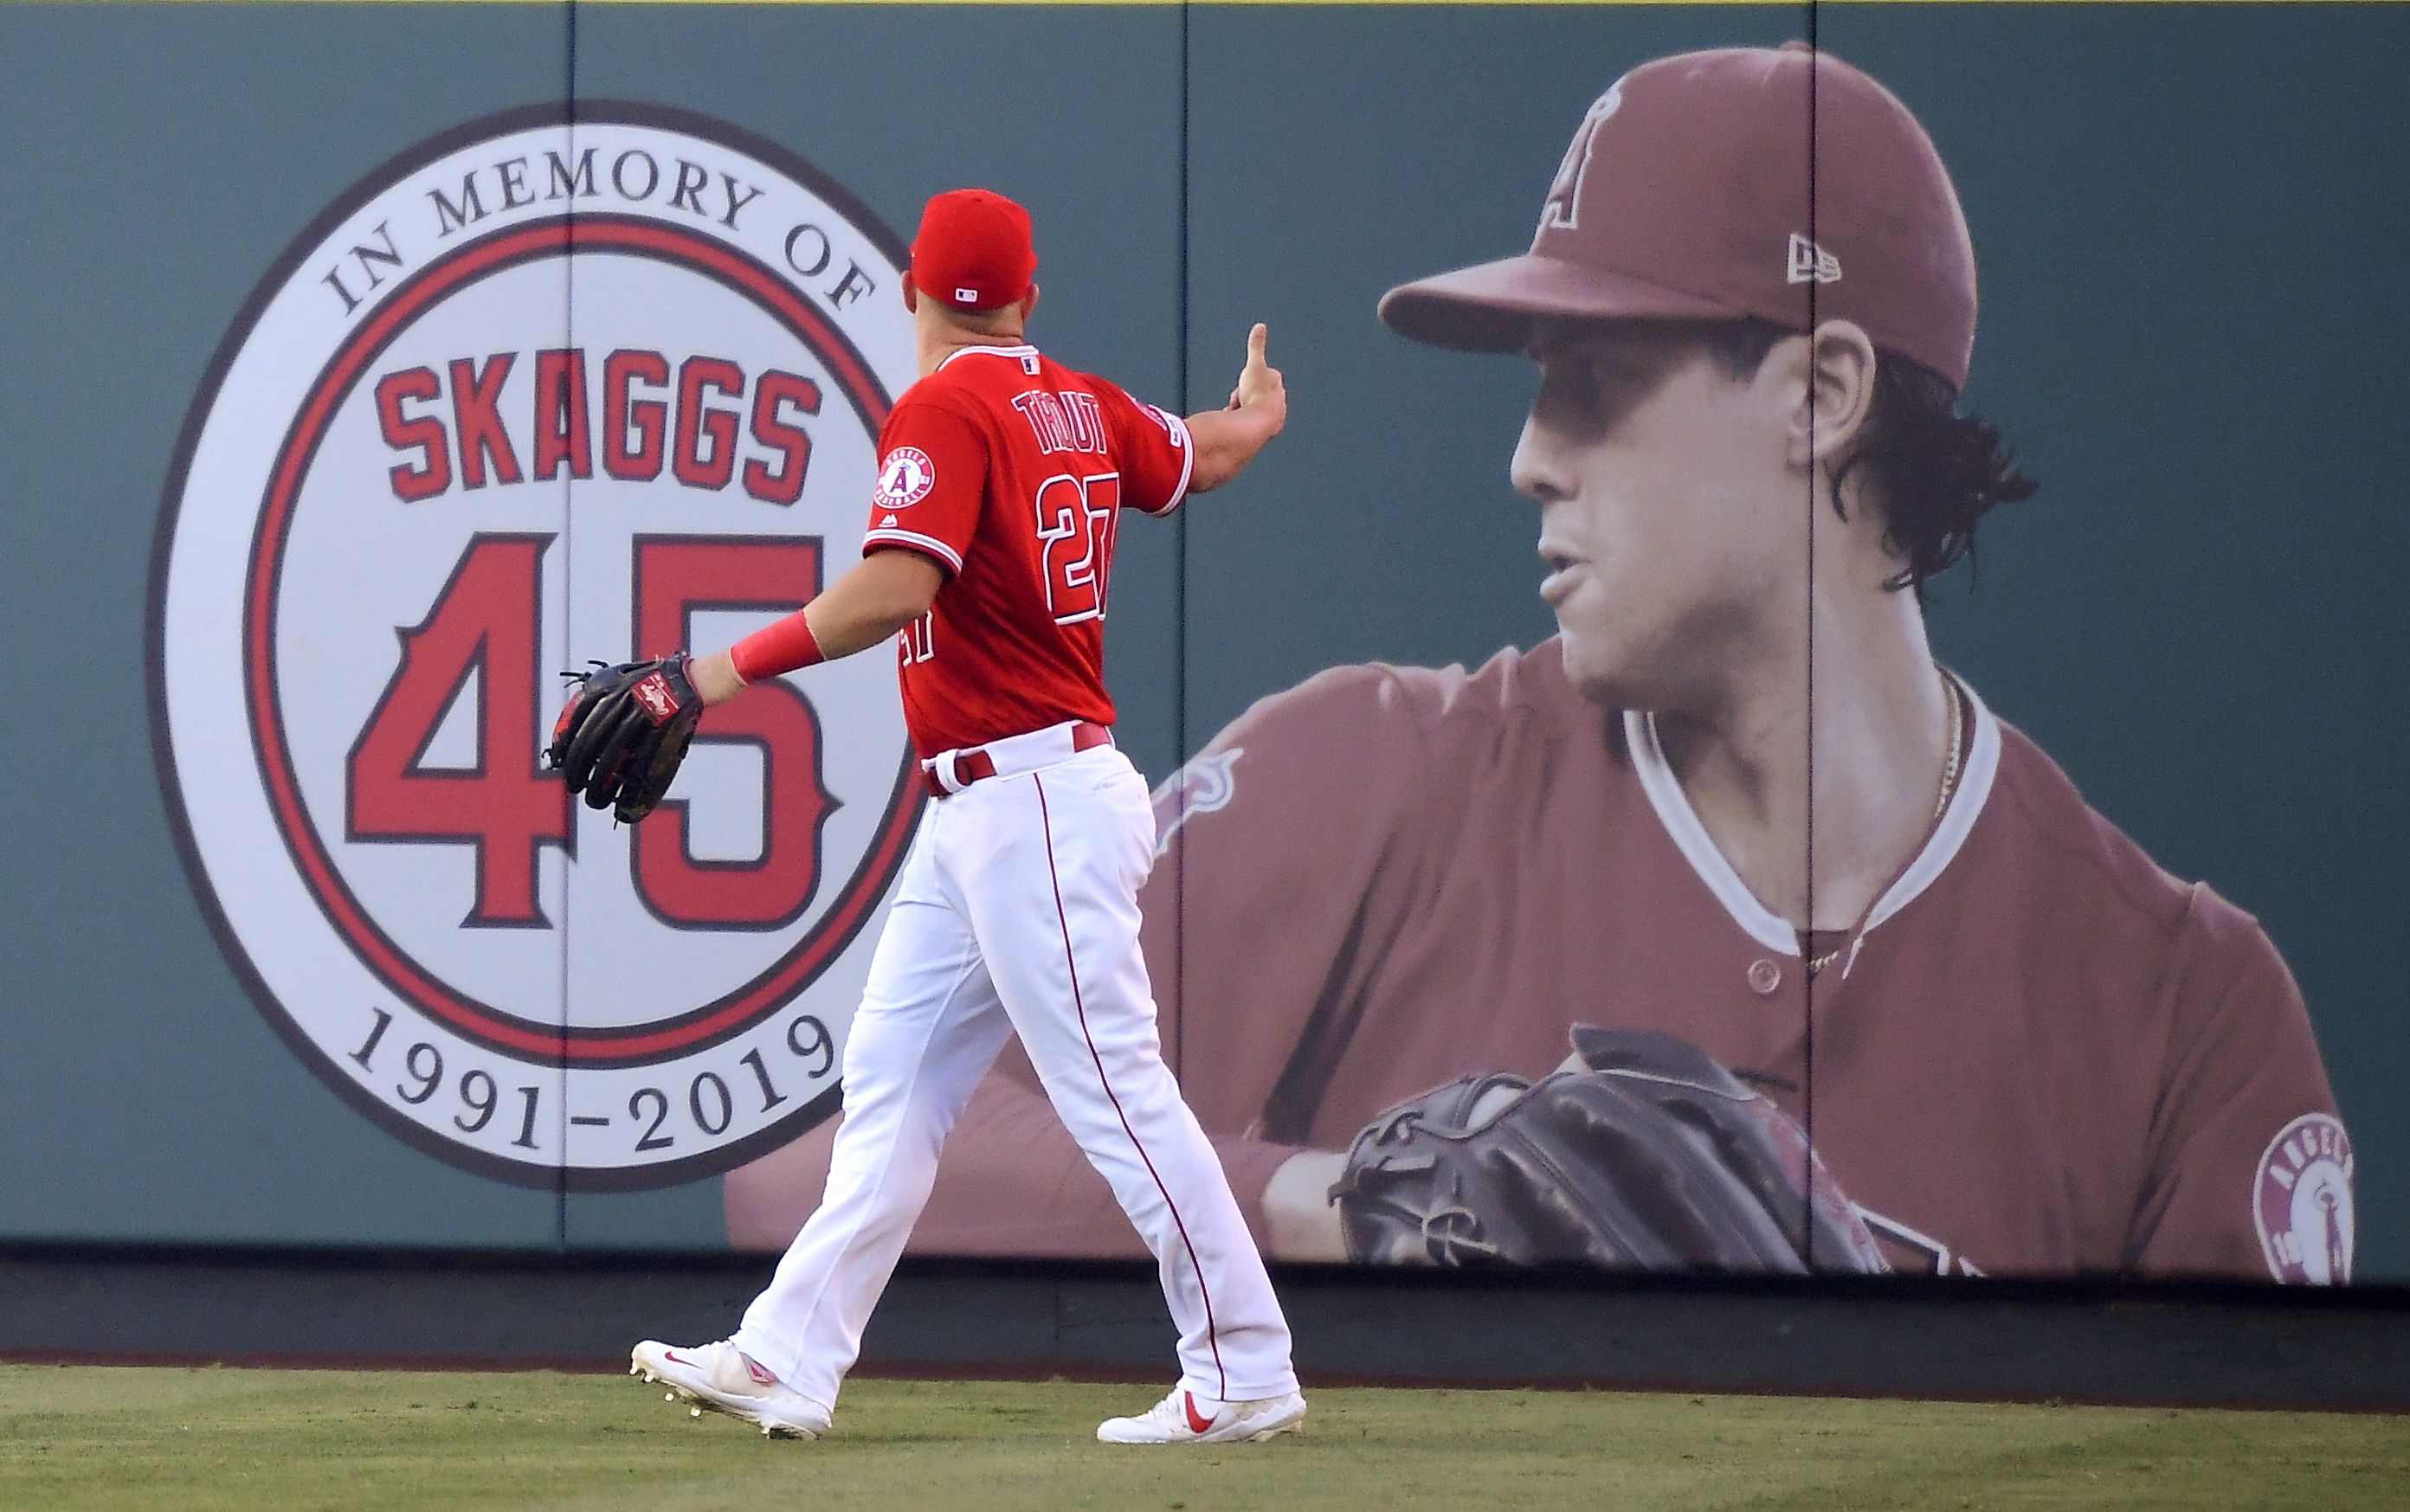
[873,447,935,509]
[2254,1113,2353,1284]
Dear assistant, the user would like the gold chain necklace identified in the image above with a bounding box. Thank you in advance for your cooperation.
[1806,668,1962,977]
[1932,666,1965,823]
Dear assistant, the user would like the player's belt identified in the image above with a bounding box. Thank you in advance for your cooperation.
[922,720,1112,798]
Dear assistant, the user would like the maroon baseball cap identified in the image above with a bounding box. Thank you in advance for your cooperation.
[911,188,1038,311]
[1378,43,1978,389]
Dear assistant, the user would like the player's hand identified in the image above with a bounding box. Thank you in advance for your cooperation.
[1227,323,1286,435]
[1183,325,1287,492]
[689,649,748,707]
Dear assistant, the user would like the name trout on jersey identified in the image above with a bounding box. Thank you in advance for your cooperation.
[1010,389,1107,455]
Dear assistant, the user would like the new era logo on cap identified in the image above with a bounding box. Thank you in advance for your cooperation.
[1786,234,1842,285]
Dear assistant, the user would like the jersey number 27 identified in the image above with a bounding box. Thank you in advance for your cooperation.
[1035,471,1120,625]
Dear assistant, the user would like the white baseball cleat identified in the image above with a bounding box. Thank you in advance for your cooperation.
[1097,1387,1307,1445]
[628,1339,831,1439]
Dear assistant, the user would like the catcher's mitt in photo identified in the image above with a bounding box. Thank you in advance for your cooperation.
[546,655,705,824]
[1328,1026,1889,1273]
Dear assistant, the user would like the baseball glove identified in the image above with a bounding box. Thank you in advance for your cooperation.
[1326,1025,1888,1274]
[545,656,704,823]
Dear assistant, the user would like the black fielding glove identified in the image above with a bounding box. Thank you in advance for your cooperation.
[1326,1025,1890,1273]
[545,655,705,824]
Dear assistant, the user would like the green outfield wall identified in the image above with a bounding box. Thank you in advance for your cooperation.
[1,2,2402,1290]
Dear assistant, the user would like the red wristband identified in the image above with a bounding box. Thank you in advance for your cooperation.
[730,611,826,683]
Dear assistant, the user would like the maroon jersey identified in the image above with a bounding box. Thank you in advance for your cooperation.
[863,343,1191,759]
[728,639,2350,1283]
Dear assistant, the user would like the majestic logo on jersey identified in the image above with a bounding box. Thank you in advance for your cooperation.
[151,105,920,1188]
[873,446,936,509]
[2253,1113,2353,1284]
[1538,81,1623,235]
[1150,748,1244,859]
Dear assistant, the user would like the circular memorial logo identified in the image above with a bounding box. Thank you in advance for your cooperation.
[150,105,919,1187]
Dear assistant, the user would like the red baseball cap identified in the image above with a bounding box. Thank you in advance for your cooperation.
[1378,43,1978,389]
[911,188,1038,312]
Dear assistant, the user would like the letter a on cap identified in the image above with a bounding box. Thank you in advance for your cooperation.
[1540,82,1624,233]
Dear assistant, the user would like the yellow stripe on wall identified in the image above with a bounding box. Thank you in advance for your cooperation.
[32,0,2410,10]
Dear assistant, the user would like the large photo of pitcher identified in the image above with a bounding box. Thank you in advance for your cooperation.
[725,37,2360,1284]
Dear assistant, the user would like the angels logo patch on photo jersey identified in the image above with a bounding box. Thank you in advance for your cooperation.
[2256,1113,2354,1284]
[151,105,920,1187]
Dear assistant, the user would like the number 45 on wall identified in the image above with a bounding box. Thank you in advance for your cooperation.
[345,531,836,932]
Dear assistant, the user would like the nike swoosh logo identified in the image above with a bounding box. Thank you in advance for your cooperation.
[1183,1393,1215,1435]
[664,1350,691,1367]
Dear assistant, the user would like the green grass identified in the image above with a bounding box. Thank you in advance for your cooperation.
[1,1365,2403,1511]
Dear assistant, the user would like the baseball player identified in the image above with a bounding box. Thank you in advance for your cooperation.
[724,47,2352,1284]
[568,190,1305,1443]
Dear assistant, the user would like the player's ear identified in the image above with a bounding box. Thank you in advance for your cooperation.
[1786,319,1878,471]
[1020,283,1041,323]
[902,281,918,314]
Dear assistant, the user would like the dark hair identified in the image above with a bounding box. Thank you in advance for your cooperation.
[1701,319,2039,598]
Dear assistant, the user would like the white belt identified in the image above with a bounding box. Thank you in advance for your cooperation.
[922,719,1113,796]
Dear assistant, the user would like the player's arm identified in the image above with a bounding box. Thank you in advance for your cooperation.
[686,550,942,706]
[1183,323,1287,493]
[690,396,982,704]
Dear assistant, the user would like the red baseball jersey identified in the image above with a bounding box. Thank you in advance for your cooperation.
[726,639,2351,1284]
[861,343,1192,760]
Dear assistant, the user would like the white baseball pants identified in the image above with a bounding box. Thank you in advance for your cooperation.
[729,735,1297,1411]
